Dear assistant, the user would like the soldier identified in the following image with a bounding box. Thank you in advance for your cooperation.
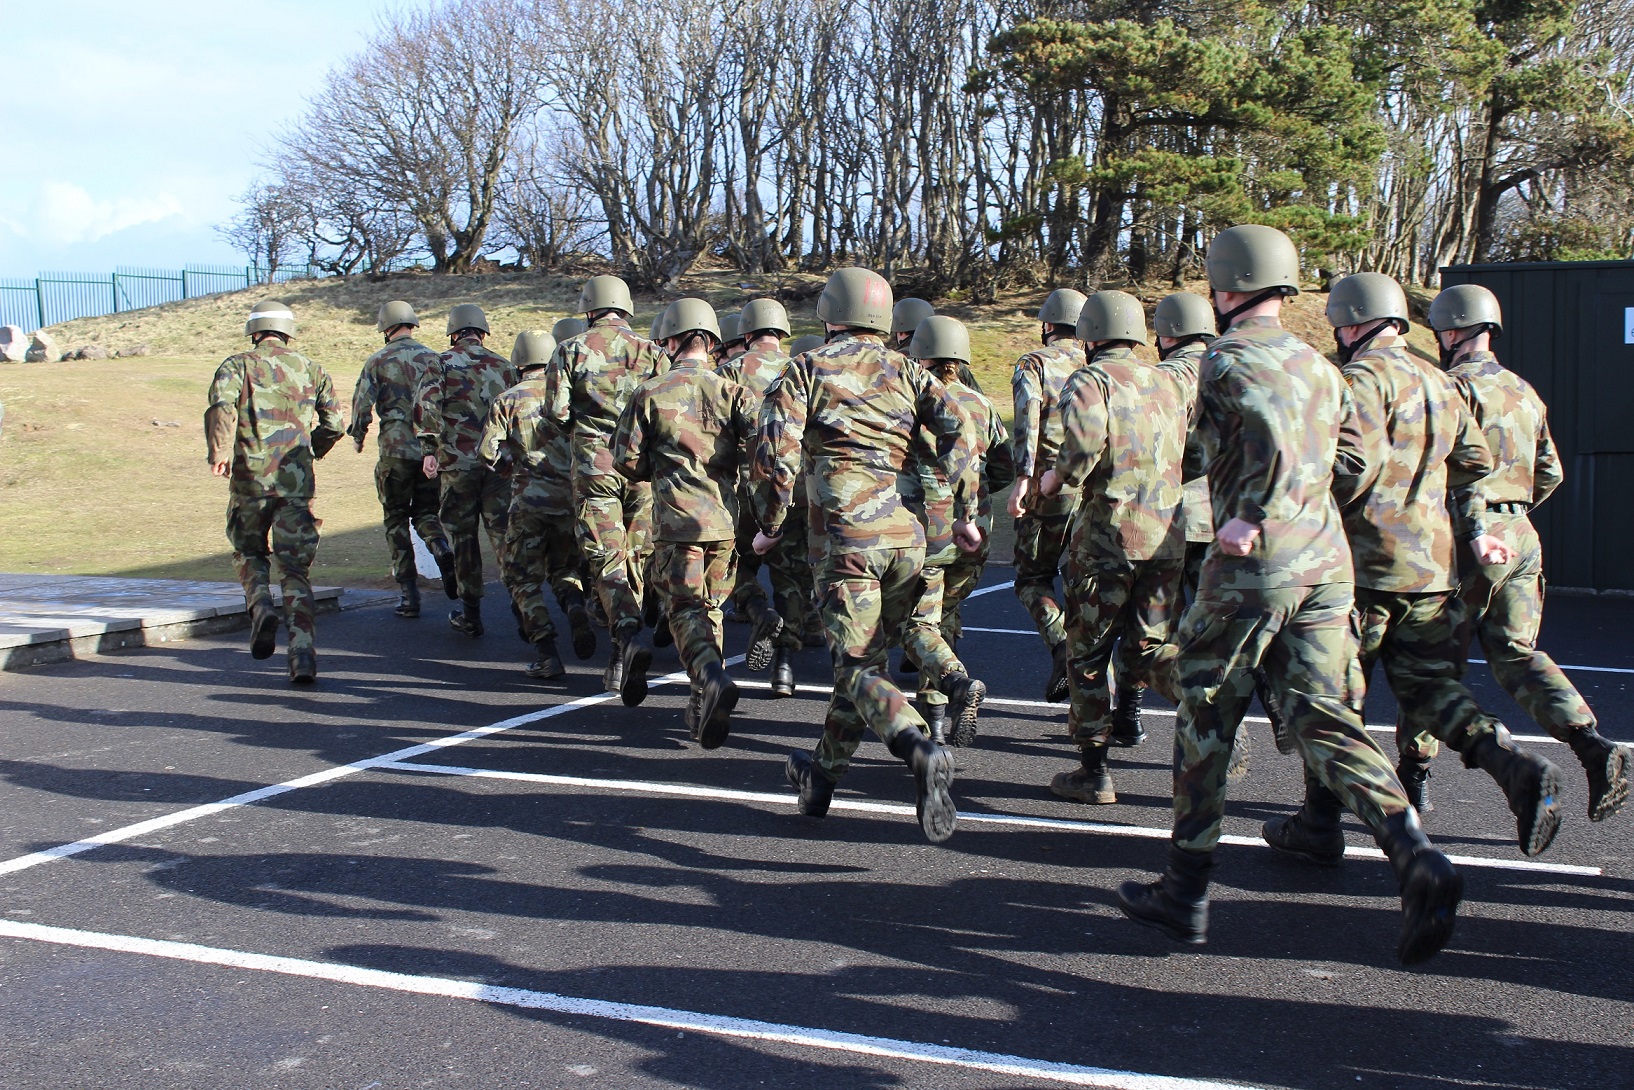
[718,298,803,694]
[1008,289,1090,703]
[788,333,826,356]
[613,298,760,741]
[1155,292,1218,612]
[1117,226,1464,965]
[902,315,1012,744]
[753,267,981,843]
[205,299,344,684]
[715,313,746,368]
[546,275,669,705]
[1265,272,1564,863]
[1034,291,1193,803]
[890,298,935,355]
[348,301,456,620]
[414,304,517,638]
[480,330,597,681]
[553,317,588,343]
[1427,284,1630,822]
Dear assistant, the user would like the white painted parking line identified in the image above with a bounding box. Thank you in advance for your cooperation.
[0,919,1249,1090]
[378,759,1601,877]
[964,580,1016,600]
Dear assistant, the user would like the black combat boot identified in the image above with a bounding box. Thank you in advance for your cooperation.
[525,636,565,680]
[940,671,986,748]
[696,662,739,750]
[1050,744,1115,804]
[288,648,317,685]
[785,750,836,817]
[1568,728,1630,822]
[394,578,421,619]
[887,726,957,843]
[563,591,597,660]
[1262,773,1346,865]
[434,550,458,600]
[1463,730,1563,856]
[916,700,949,746]
[1116,845,1212,945]
[619,629,654,707]
[249,603,279,660]
[1110,684,1147,747]
[602,637,625,695]
[1397,754,1434,814]
[1045,641,1070,703]
[745,600,784,672]
[1376,808,1463,965]
[449,598,484,637]
[769,646,796,698]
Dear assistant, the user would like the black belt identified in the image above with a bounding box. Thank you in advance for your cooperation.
[1488,501,1531,514]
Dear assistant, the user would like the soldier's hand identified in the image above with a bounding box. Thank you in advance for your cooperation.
[209,460,229,478]
[352,436,365,454]
[752,530,783,556]
[422,455,439,479]
[1008,476,1031,517]
[1472,533,1513,566]
[953,520,983,554]
[1037,470,1063,499]
[1217,517,1261,557]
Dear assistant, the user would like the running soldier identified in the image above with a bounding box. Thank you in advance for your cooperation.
[205,299,344,684]
[348,301,456,619]
[1155,291,1217,612]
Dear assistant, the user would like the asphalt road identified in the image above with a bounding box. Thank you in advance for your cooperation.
[0,575,1629,1089]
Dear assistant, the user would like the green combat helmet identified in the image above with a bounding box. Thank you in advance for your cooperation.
[739,298,790,339]
[1326,272,1409,328]
[909,315,971,364]
[817,267,894,333]
[446,303,490,336]
[1153,292,1216,339]
[788,334,826,356]
[892,297,936,337]
[1037,288,1088,330]
[1206,224,1302,295]
[1428,283,1503,334]
[511,330,556,370]
[655,297,721,344]
[1076,290,1148,346]
[376,300,419,332]
[245,299,296,338]
[552,317,587,342]
[720,312,742,347]
[579,274,634,316]
[649,313,664,340]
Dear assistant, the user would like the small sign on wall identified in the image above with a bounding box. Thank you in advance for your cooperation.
[1626,306,1634,344]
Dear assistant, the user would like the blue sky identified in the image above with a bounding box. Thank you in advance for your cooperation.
[0,2,382,277]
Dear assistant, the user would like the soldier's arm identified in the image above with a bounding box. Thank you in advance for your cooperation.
[750,365,807,535]
[1052,369,1109,491]
[1009,359,1044,477]
[1445,399,1493,539]
[542,344,574,427]
[204,358,243,471]
[1332,365,1385,508]
[912,366,978,521]
[1533,406,1563,507]
[414,357,445,458]
[984,406,1017,494]
[347,360,376,441]
[311,365,345,459]
[477,398,508,468]
[610,391,652,483]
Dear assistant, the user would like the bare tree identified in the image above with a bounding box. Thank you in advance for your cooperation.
[218,182,303,278]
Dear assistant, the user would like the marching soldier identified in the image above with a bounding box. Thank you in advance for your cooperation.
[348,300,456,619]
[1155,292,1218,607]
[1427,284,1630,822]
[205,299,344,684]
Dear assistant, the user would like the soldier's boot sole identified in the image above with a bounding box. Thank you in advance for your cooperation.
[525,643,566,681]
[1261,812,1346,867]
[696,668,739,751]
[785,751,835,818]
[912,745,957,844]
[1050,767,1116,805]
[745,609,783,673]
[1115,880,1207,945]
[250,608,279,661]
[567,604,597,660]
[1044,642,1069,704]
[1578,736,1630,822]
[1490,756,1564,857]
[944,675,985,748]
[619,635,653,708]
[1396,848,1463,965]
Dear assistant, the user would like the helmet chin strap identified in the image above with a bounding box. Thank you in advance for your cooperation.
[1334,319,1399,365]
[1212,287,1286,331]
[1158,334,1209,361]
[1438,325,1491,369]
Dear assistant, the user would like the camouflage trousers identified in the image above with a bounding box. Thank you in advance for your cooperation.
[374,456,449,583]
[1013,491,1080,651]
[767,500,815,651]
[1458,515,1595,739]
[652,540,736,683]
[227,495,320,654]
[811,546,932,782]
[905,540,990,708]
[502,506,585,644]
[1180,539,1209,612]
[1066,554,1185,747]
[574,472,651,638]
[1149,581,1409,853]
[729,487,769,611]
[439,466,509,601]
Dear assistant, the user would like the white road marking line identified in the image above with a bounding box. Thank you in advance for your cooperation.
[378,760,1601,877]
[964,580,1016,600]
[0,919,1249,1090]
[1469,657,1634,676]
[0,659,736,877]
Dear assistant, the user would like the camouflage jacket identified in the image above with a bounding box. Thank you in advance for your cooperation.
[751,332,978,554]
[347,336,440,461]
[1054,345,1195,561]
[205,342,344,500]
[1340,343,1492,593]
[612,361,759,542]
[718,345,791,400]
[1011,340,1088,485]
[544,314,669,482]
[479,371,573,516]
[414,335,518,472]
[902,376,1015,551]
[1448,350,1562,510]
[1192,317,1366,590]
[1162,343,1216,544]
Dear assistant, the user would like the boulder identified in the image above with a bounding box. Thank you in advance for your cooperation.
[25,331,58,363]
[115,344,152,358]
[74,345,110,361]
[0,325,26,362]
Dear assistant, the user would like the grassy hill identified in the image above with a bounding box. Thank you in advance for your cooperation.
[0,268,1440,587]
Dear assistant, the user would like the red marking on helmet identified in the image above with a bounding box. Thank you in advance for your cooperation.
[866,279,891,305]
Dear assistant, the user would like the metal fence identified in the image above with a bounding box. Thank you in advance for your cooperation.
[0,263,323,335]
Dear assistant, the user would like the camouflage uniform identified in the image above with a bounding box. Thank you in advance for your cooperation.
[612,361,759,686]
[752,333,977,783]
[348,336,451,582]
[1010,341,1088,652]
[205,342,344,657]
[1170,345,1215,606]
[415,335,517,602]
[546,315,668,638]
[1146,317,1408,854]
[479,373,583,644]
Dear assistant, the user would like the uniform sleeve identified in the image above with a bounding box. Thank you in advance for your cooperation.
[347,359,377,442]
[1446,398,1493,540]
[1327,379,1370,510]
[1053,369,1108,491]
[751,362,808,534]
[910,365,978,522]
[1332,364,1386,508]
[414,356,445,458]
[1532,404,1563,507]
[543,344,573,427]
[478,397,508,467]
[310,364,345,459]
[204,358,243,466]
[1010,357,1043,477]
[984,404,1016,494]
[609,391,651,483]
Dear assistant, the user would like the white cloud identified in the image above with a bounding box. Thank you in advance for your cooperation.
[27,183,188,246]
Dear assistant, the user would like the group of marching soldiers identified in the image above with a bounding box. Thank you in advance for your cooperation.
[206,222,1628,965]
